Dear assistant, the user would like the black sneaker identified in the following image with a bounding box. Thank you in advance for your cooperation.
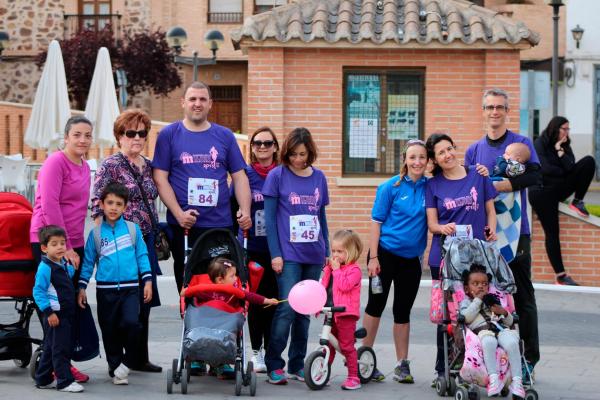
[569,199,590,217]
[556,274,580,286]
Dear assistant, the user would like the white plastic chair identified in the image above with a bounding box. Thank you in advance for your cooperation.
[0,156,29,193]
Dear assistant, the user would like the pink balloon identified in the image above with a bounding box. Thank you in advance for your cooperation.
[288,279,327,315]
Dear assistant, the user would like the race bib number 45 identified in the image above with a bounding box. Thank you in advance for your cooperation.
[188,178,219,207]
[290,214,320,243]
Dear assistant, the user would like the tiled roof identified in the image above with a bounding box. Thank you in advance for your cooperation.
[231,0,539,49]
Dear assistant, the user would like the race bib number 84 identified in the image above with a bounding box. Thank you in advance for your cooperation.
[290,214,320,243]
[188,177,219,207]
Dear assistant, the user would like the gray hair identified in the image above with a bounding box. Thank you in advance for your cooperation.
[482,88,509,109]
[64,115,92,136]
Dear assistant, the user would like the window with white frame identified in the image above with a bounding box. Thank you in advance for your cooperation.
[209,0,243,23]
[343,70,425,175]
[254,0,287,14]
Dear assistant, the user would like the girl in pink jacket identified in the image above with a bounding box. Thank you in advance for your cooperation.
[320,230,363,390]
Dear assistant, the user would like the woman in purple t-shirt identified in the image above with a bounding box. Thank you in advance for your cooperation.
[424,133,497,380]
[262,127,330,384]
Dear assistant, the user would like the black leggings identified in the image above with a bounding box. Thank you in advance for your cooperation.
[364,246,422,324]
[529,155,596,275]
[246,250,278,351]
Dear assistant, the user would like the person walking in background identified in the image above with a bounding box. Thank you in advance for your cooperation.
[29,115,93,384]
[464,88,541,378]
[426,132,497,382]
[529,116,596,286]
[91,109,162,372]
[362,139,429,383]
[237,127,280,373]
[262,127,330,385]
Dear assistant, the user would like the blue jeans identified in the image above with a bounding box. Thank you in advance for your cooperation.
[264,261,322,373]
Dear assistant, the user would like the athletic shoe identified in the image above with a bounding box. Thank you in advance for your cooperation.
[112,376,129,385]
[36,380,57,389]
[569,199,590,217]
[267,369,288,385]
[212,364,235,380]
[190,361,207,376]
[287,369,305,382]
[487,373,502,397]
[341,377,362,390]
[393,360,414,384]
[251,347,267,373]
[509,377,526,399]
[371,368,386,382]
[70,366,89,383]
[59,382,84,392]
[556,274,580,286]
[114,364,130,380]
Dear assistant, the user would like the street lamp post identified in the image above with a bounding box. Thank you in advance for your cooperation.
[546,0,564,117]
[166,27,224,82]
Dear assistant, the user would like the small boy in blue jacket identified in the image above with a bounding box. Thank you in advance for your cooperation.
[77,182,152,385]
[33,225,84,393]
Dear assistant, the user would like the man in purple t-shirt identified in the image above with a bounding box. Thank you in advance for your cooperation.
[464,88,541,373]
[152,81,251,293]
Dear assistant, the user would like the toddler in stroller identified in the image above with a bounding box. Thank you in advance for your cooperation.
[167,228,277,396]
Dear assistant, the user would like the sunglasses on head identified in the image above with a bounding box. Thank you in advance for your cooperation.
[252,140,275,148]
[124,129,148,139]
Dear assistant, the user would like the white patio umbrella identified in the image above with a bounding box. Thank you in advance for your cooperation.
[24,40,71,151]
[84,47,120,159]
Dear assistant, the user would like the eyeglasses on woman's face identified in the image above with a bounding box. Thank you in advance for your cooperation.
[251,140,275,148]
[123,129,148,139]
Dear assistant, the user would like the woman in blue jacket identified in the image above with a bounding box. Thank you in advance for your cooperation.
[362,139,429,383]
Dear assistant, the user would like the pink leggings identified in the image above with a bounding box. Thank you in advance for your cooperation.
[327,316,358,378]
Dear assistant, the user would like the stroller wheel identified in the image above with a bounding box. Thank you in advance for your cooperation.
[454,387,469,400]
[171,358,180,383]
[234,361,243,396]
[304,350,330,390]
[468,389,480,400]
[13,343,32,368]
[29,347,42,380]
[357,346,377,384]
[248,364,257,397]
[166,369,174,394]
[501,387,510,397]
[435,376,447,397]
[447,376,457,396]
[180,368,188,394]
[523,389,538,400]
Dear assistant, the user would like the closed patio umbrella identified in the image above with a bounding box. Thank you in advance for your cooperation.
[84,47,120,159]
[24,40,71,151]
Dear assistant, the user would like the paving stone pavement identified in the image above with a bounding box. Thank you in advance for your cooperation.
[1,276,599,399]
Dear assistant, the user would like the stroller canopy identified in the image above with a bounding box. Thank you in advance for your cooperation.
[441,238,516,294]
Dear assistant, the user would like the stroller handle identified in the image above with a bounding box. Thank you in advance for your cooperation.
[322,306,346,313]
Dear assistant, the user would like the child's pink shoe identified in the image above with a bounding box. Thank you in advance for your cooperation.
[341,377,361,390]
[487,373,502,397]
[509,377,525,399]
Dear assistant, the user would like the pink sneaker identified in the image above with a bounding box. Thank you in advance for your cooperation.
[509,377,525,399]
[487,373,502,397]
[341,377,361,390]
[70,366,89,383]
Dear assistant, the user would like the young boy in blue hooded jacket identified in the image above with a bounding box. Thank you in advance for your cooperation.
[77,182,152,385]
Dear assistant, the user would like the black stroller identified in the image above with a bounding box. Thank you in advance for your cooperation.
[166,228,256,396]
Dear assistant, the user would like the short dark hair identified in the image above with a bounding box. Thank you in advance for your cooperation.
[38,225,67,246]
[249,126,280,164]
[462,263,492,287]
[64,115,92,137]
[183,81,212,99]
[425,132,455,176]
[208,257,237,283]
[100,181,129,203]
[280,127,318,167]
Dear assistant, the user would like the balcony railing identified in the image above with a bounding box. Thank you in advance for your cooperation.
[63,13,122,40]
[208,12,243,24]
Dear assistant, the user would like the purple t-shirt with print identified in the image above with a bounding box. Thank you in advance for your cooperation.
[262,165,329,264]
[425,168,497,267]
[465,130,539,235]
[152,121,246,228]
[236,165,269,253]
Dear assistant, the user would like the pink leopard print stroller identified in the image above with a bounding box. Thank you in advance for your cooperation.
[431,238,538,400]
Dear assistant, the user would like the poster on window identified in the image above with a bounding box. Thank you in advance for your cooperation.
[387,95,419,140]
[346,75,380,158]
[349,118,378,158]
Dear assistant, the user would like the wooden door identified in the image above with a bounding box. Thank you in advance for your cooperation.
[209,86,242,133]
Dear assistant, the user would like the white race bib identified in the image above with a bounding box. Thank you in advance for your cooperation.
[454,224,473,240]
[289,214,320,243]
[187,178,219,207]
[254,209,266,237]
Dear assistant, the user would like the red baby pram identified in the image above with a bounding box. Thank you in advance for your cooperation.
[0,192,42,369]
